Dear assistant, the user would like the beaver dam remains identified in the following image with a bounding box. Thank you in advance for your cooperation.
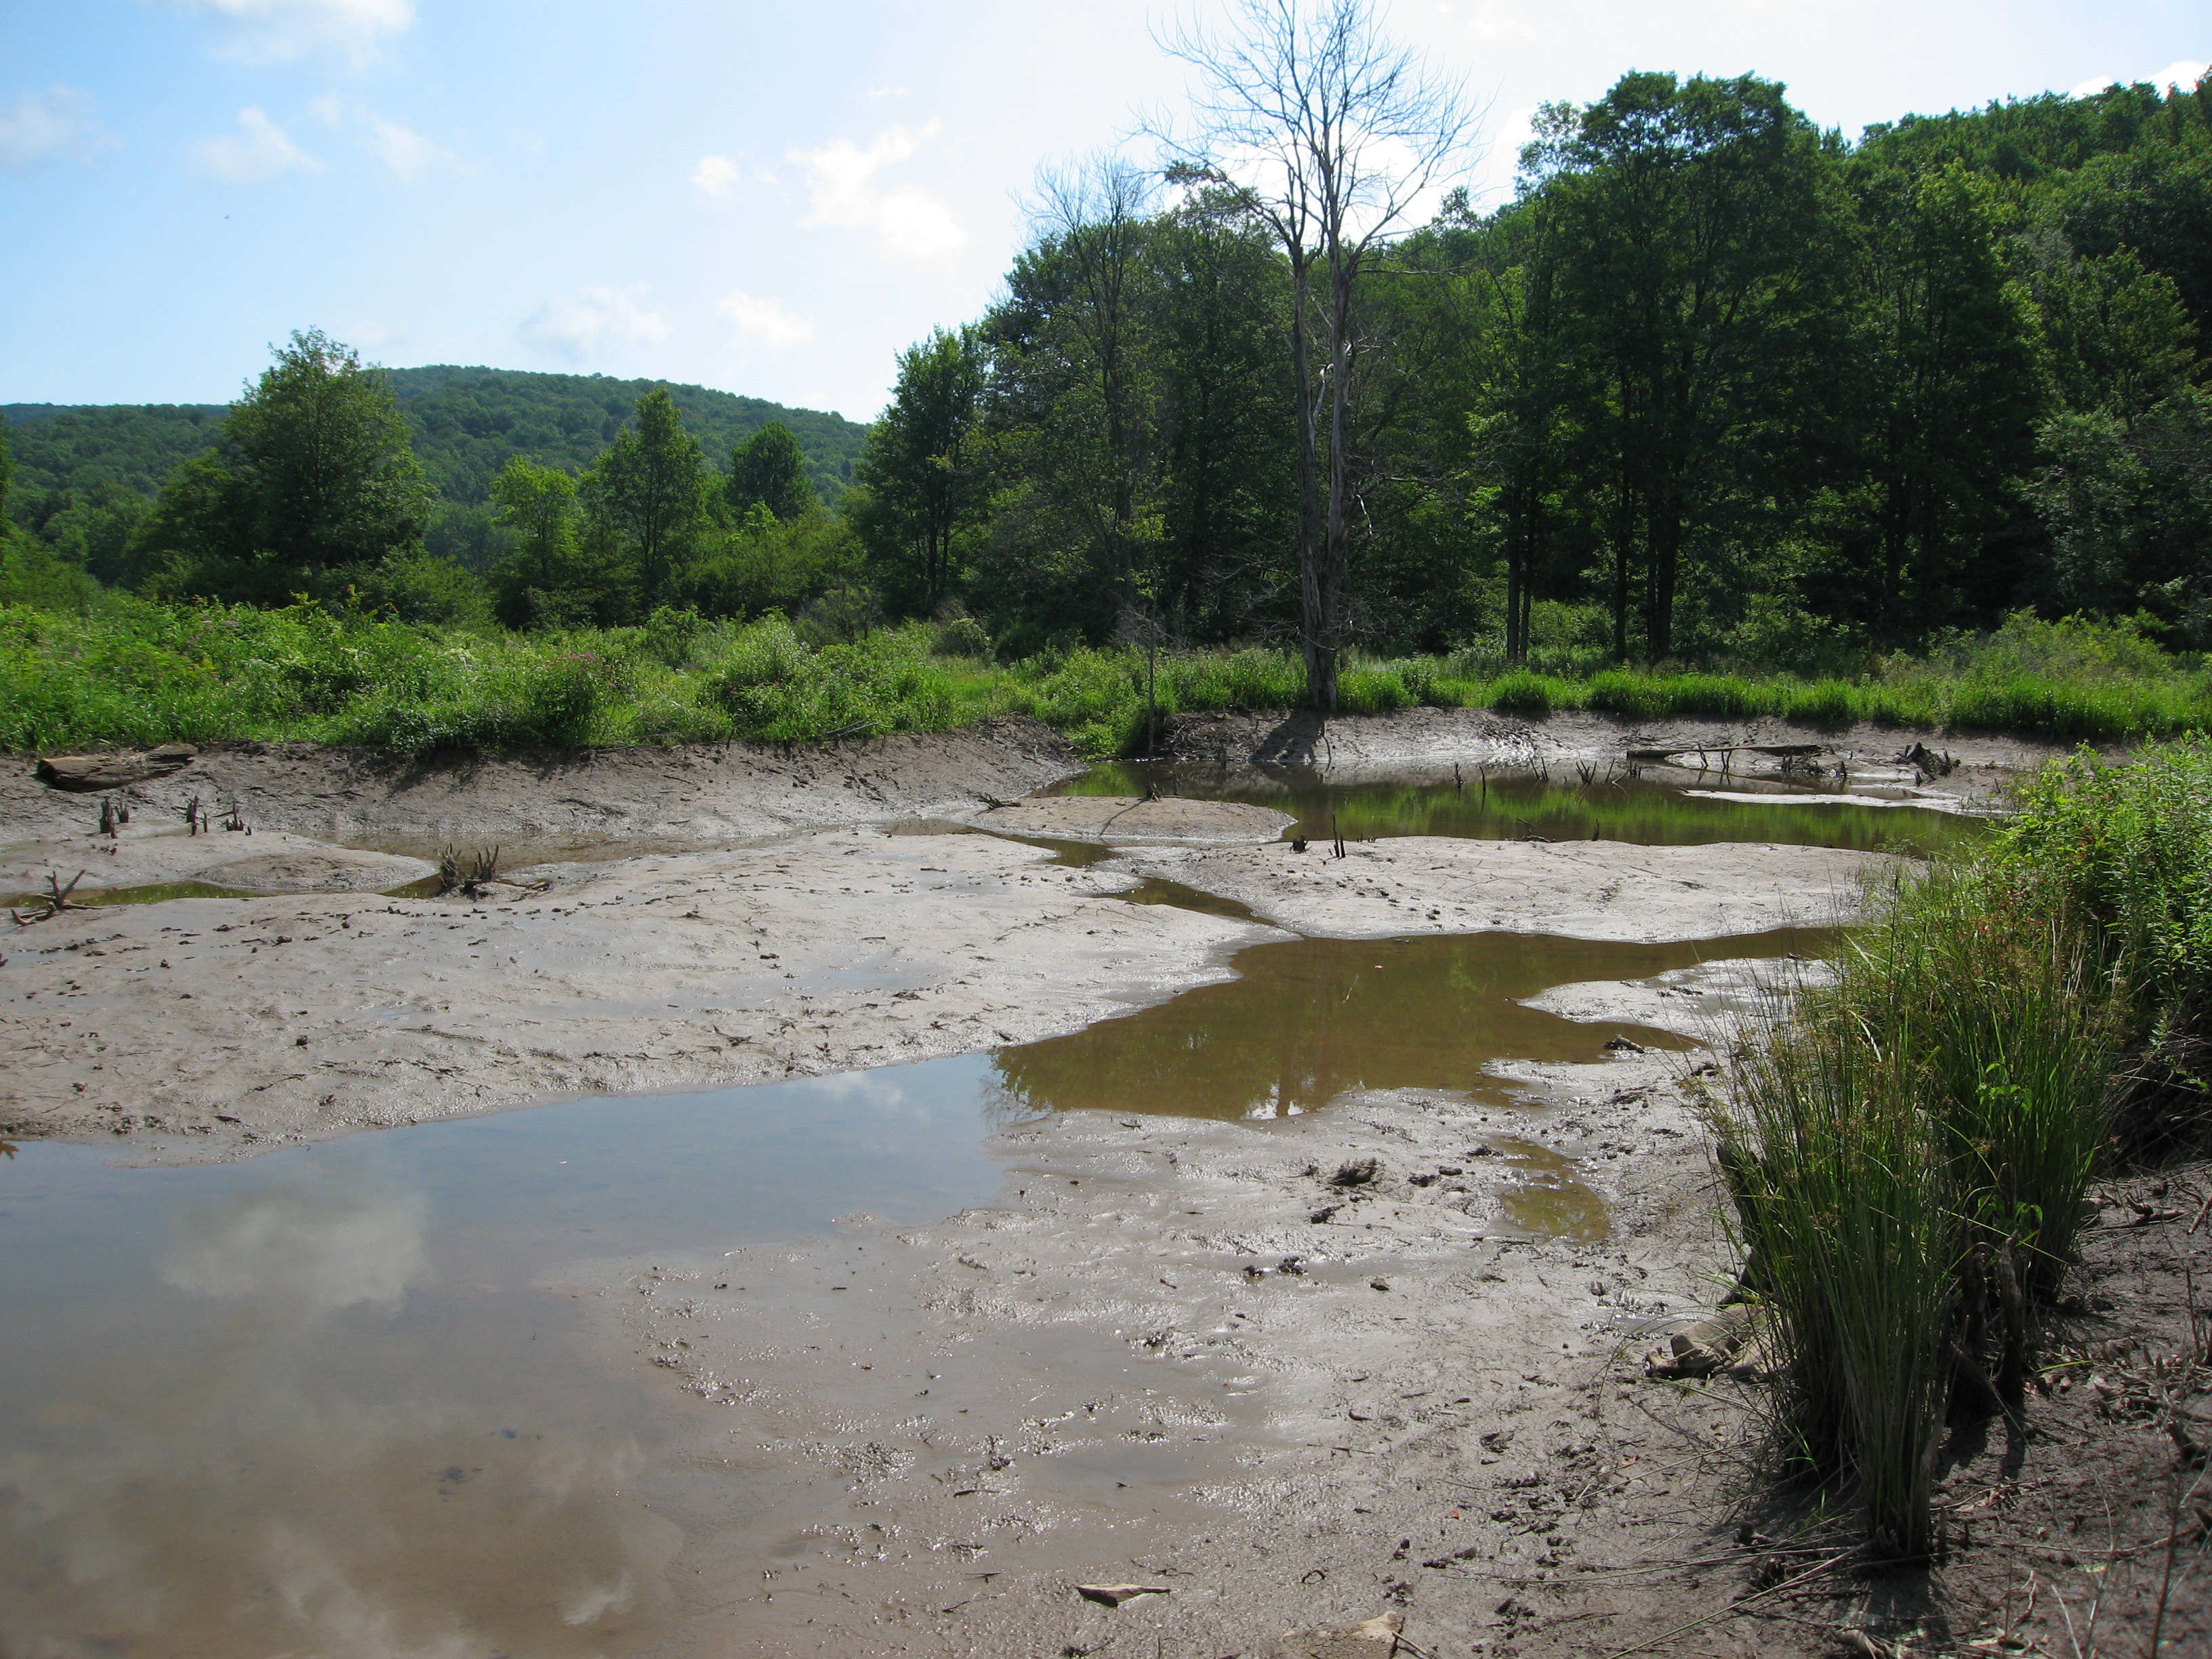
[9,710,2138,1657]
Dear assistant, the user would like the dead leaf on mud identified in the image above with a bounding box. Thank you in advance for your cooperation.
[1274,1610,1403,1656]
[1073,1582,1171,1607]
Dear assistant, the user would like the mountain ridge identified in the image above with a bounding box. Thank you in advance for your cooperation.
[5,365,870,514]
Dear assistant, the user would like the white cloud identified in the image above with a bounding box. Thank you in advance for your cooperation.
[305,96,449,180]
[2073,60,2208,99]
[1454,1,1534,45]
[190,106,321,182]
[363,113,439,180]
[718,290,816,348]
[1471,105,1537,207]
[0,85,117,170]
[791,123,968,262]
[691,153,741,197]
[161,0,415,65]
[521,283,671,363]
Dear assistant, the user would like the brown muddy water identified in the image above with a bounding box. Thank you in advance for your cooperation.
[0,770,1872,1654]
[993,926,1831,1122]
[1061,761,1987,859]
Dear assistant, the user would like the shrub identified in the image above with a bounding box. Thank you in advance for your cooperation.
[1337,667,1413,715]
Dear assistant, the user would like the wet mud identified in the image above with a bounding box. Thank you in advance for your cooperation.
[0,710,2076,1656]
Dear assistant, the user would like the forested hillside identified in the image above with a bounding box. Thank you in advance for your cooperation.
[5,369,865,582]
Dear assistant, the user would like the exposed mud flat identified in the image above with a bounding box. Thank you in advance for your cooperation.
[0,714,2112,1656]
[580,1039,1759,1657]
[1122,834,1877,941]
[0,825,1275,1151]
[0,825,437,900]
[971,793,1294,844]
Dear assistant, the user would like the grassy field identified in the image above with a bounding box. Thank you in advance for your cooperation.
[1703,739,2212,1558]
[3,595,2209,758]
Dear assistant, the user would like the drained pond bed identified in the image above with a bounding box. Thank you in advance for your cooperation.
[0,914,1812,1654]
[5,729,2083,1658]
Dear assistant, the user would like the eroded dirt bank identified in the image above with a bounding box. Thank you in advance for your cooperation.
[0,714,1079,884]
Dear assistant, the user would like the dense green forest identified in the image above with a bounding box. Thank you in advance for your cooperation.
[2,56,2208,746]
[866,68,2210,679]
[4,368,865,598]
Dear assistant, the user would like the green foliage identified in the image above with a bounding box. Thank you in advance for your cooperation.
[11,586,2212,760]
[1994,739,2212,1153]
[5,372,861,511]
[129,331,436,605]
[579,388,710,611]
[727,422,817,522]
[1709,740,2212,1555]
[854,329,987,615]
[673,504,865,626]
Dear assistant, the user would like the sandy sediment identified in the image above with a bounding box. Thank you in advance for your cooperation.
[0,825,1281,1152]
[0,827,438,899]
[586,1038,1756,1657]
[0,823,1881,1152]
[969,794,1295,844]
[1121,834,1879,941]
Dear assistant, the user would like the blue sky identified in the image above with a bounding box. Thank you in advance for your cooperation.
[3,1,2204,420]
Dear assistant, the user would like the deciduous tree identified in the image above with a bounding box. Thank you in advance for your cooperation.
[729,422,817,523]
[580,388,710,613]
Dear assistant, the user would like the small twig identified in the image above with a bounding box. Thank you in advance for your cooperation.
[1597,1551,1853,1659]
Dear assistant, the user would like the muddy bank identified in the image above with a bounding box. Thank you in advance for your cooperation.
[0,825,1284,1153]
[0,821,1885,1152]
[0,714,1081,882]
[585,1029,1755,1657]
[1122,834,1877,941]
[972,793,1294,844]
[1160,705,2087,811]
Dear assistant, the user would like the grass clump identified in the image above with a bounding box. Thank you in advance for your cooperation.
[1704,740,2212,1559]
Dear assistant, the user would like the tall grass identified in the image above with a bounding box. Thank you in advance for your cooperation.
[1704,741,2211,1558]
[1716,1009,1952,1561]
[5,598,2212,759]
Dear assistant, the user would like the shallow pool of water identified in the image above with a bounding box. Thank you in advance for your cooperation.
[0,878,265,911]
[0,1058,1013,1657]
[992,926,1829,1122]
[1057,762,1985,859]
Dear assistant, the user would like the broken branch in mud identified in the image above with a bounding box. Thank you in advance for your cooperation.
[10,868,89,926]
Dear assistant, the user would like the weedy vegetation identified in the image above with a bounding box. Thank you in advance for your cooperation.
[1700,739,2212,1559]
[5,598,2209,762]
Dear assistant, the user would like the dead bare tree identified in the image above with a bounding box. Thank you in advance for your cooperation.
[1153,0,1476,709]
